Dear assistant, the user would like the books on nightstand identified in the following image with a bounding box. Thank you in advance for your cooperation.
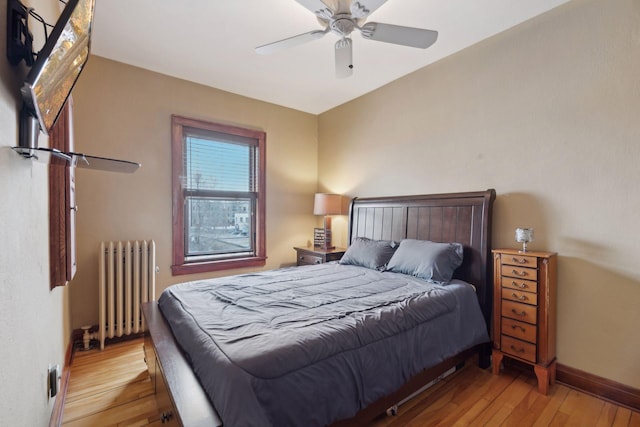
[313,228,331,247]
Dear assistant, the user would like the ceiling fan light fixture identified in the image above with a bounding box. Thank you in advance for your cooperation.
[257,0,438,77]
[330,14,356,36]
[335,37,353,78]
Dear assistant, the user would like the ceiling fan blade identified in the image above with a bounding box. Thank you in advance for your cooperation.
[295,0,333,20]
[350,0,388,19]
[256,29,328,55]
[360,22,438,49]
[335,37,353,78]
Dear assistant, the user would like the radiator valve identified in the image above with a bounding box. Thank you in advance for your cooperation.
[81,325,99,351]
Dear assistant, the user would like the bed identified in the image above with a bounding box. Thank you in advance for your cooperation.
[142,189,495,426]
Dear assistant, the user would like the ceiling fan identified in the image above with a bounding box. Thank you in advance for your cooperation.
[255,0,438,78]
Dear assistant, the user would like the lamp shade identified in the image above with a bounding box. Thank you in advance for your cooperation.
[313,193,344,216]
[515,228,534,243]
[515,227,534,252]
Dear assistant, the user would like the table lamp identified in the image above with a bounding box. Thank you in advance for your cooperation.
[515,227,534,253]
[313,193,344,249]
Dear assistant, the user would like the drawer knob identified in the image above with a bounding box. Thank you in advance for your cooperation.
[512,257,527,264]
[511,308,527,317]
[512,292,528,301]
[509,345,525,354]
[512,269,527,277]
[512,281,528,289]
[511,324,526,332]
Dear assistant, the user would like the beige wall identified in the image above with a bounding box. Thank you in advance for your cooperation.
[70,57,318,328]
[319,0,640,389]
[0,0,71,425]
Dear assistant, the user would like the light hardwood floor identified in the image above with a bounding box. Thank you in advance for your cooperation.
[62,338,640,426]
[62,339,161,426]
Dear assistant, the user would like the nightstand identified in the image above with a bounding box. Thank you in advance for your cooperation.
[294,246,346,266]
[491,249,557,395]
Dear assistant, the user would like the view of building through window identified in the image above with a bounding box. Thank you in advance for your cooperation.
[186,198,251,257]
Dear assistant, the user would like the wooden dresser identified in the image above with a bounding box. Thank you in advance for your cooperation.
[491,248,558,395]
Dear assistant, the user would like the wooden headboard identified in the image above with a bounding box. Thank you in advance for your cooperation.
[348,189,496,325]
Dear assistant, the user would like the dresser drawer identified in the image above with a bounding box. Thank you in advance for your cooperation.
[324,252,344,262]
[501,254,537,268]
[295,247,346,266]
[501,317,537,343]
[297,254,323,265]
[501,265,538,281]
[502,300,537,324]
[502,277,538,293]
[502,335,536,363]
[501,288,538,305]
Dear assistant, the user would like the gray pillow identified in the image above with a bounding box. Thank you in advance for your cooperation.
[339,237,398,271]
[385,239,464,282]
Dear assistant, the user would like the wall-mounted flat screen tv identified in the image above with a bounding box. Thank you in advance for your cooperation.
[20,0,95,135]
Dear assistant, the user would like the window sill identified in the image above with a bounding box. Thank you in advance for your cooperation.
[171,256,266,276]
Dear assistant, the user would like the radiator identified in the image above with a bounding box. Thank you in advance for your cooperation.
[98,240,156,350]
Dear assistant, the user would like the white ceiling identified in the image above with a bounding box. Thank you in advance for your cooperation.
[91,0,570,115]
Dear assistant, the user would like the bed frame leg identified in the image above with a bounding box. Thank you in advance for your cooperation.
[478,343,491,369]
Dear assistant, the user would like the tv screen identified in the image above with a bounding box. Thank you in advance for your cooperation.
[20,0,95,135]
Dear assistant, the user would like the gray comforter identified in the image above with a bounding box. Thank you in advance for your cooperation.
[158,263,489,427]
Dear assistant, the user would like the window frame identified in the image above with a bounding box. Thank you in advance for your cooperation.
[49,98,76,288]
[171,115,266,276]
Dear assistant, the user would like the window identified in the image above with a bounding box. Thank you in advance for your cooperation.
[171,115,266,275]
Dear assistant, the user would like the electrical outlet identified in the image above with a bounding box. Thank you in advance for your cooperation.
[48,364,61,398]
